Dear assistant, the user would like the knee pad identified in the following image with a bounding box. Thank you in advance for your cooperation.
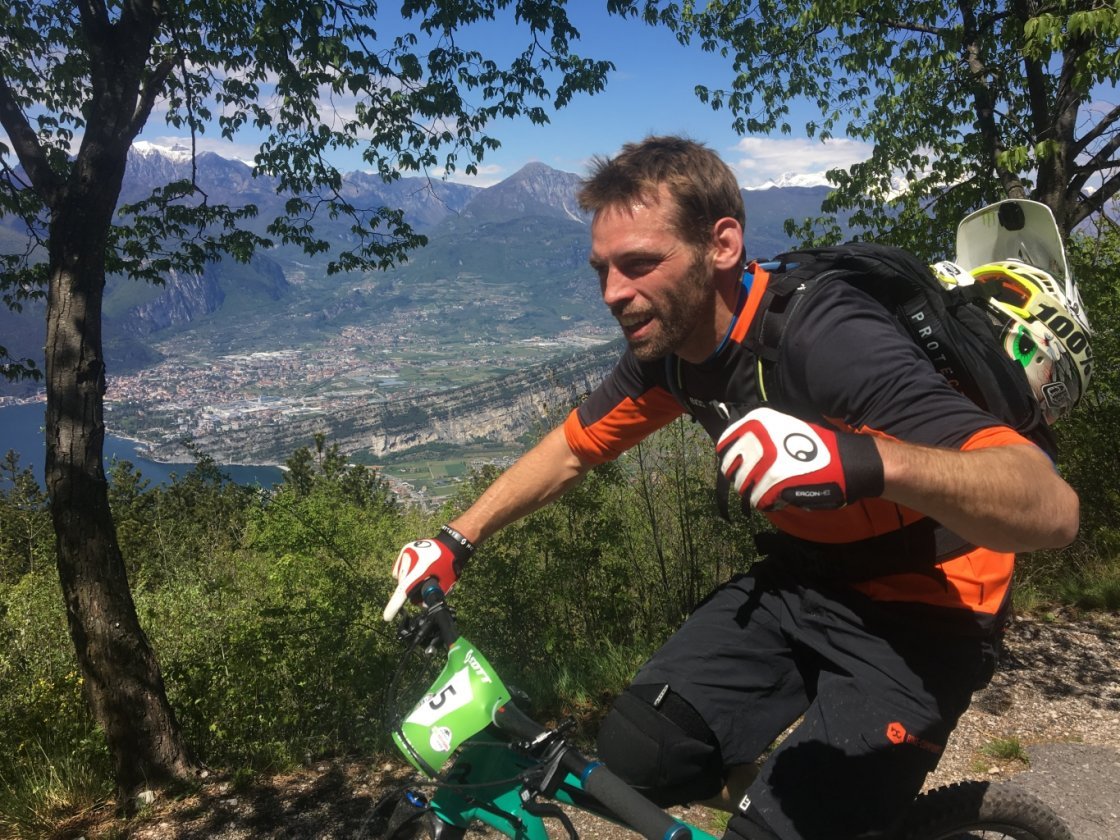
[596,683,722,807]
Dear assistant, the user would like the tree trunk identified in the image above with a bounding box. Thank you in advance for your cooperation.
[45,155,199,799]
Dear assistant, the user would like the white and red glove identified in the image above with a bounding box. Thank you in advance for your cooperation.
[382,525,475,621]
[716,407,884,511]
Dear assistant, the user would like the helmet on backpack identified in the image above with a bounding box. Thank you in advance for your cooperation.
[969,259,1092,424]
[944,198,1093,425]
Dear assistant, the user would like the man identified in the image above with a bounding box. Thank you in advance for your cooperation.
[383,136,1079,839]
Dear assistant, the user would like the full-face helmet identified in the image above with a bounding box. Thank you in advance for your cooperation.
[968,259,1092,424]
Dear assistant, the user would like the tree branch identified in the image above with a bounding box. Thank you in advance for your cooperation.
[1070,131,1120,196]
[852,13,945,36]
[128,54,179,138]
[1071,102,1120,159]
[957,0,1026,197]
[1071,169,1120,229]
[0,74,65,205]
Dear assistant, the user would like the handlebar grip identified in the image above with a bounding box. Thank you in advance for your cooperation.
[572,759,693,840]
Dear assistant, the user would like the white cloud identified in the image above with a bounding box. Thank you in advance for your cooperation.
[433,162,508,187]
[726,136,872,189]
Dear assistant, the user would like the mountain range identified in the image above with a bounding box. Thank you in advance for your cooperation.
[0,144,842,399]
[0,144,860,476]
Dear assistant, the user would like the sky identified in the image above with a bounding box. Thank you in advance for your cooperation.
[134,7,874,189]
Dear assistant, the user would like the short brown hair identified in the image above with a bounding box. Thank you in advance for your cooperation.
[577,135,745,252]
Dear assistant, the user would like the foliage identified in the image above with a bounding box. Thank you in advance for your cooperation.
[0,738,111,840]
[1061,223,1120,537]
[1014,214,1120,604]
[0,0,614,379]
[109,454,262,589]
[148,444,407,767]
[282,432,399,512]
[611,0,1120,255]
[980,736,1029,763]
[0,451,52,582]
[0,569,112,838]
[0,443,412,826]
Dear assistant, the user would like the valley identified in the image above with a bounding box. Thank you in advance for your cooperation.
[1,144,840,503]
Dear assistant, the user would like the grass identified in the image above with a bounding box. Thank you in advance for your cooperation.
[1058,566,1120,611]
[980,736,1030,763]
[0,742,112,840]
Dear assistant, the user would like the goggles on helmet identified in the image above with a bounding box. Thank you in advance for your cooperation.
[970,260,1093,423]
[971,264,1043,320]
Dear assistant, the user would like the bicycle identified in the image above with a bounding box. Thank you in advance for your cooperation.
[371,581,1074,840]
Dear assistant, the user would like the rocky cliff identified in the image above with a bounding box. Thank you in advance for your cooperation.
[126,266,226,335]
[151,341,622,464]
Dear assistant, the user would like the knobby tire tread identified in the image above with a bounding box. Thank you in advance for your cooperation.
[902,780,1074,840]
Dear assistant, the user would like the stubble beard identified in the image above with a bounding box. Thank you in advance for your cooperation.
[627,255,715,363]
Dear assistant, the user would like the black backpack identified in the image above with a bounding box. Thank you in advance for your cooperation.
[743,242,1057,459]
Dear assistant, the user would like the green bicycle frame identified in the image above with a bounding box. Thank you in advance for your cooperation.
[425,732,720,840]
[393,632,719,839]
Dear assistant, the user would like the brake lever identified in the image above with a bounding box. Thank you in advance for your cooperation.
[522,799,578,840]
[395,612,437,651]
[512,724,580,800]
[396,600,457,654]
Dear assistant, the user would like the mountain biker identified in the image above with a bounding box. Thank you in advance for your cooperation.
[382,136,1080,839]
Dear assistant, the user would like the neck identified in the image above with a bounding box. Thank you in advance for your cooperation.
[677,269,743,363]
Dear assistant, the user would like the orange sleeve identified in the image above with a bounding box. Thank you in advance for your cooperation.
[960,425,1037,451]
[563,387,683,465]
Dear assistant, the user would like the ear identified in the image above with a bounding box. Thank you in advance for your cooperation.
[711,217,744,270]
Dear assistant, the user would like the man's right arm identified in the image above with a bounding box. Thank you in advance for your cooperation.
[382,423,593,620]
[383,350,679,620]
[448,423,593,545]
[450,347,681,544]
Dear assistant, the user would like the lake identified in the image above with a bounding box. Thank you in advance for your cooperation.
[0,402,284,489]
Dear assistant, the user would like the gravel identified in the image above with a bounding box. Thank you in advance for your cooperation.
[79,610,1118,839]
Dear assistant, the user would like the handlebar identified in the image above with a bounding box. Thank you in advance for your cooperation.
[493,694,692,839]
[576,760,693,840]
[402,580,694,840]
[418,579,458,647]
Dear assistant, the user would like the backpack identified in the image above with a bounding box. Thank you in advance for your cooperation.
[742,242,1057,459]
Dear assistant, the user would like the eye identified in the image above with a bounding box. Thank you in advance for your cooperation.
[621,257,660,278]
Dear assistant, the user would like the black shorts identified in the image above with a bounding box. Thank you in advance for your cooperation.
[630,560,997,839]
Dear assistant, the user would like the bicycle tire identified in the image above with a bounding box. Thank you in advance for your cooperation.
[378,796,470,840]
[901,780,1074,840]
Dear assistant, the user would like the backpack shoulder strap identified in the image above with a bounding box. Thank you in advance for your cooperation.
[742,253,843,404]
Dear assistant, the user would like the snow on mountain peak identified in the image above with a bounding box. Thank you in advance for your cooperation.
[744,171,832,190]
[131,140,195,164]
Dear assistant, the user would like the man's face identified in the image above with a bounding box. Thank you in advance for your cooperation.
[588,190,717,363]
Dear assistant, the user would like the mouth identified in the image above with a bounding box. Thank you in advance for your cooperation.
[617,311,654,340]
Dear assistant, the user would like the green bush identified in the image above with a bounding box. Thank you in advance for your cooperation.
[0,570,112,837]
[137,473,410,770]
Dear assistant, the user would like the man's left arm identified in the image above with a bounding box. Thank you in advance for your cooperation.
[779,279,1080,553]
[875,436,1079,553]
[717,409,1079,552]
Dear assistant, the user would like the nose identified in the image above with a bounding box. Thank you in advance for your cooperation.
[600,264,634,309]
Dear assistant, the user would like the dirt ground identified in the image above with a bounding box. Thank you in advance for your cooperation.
[55,610,1120,839]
